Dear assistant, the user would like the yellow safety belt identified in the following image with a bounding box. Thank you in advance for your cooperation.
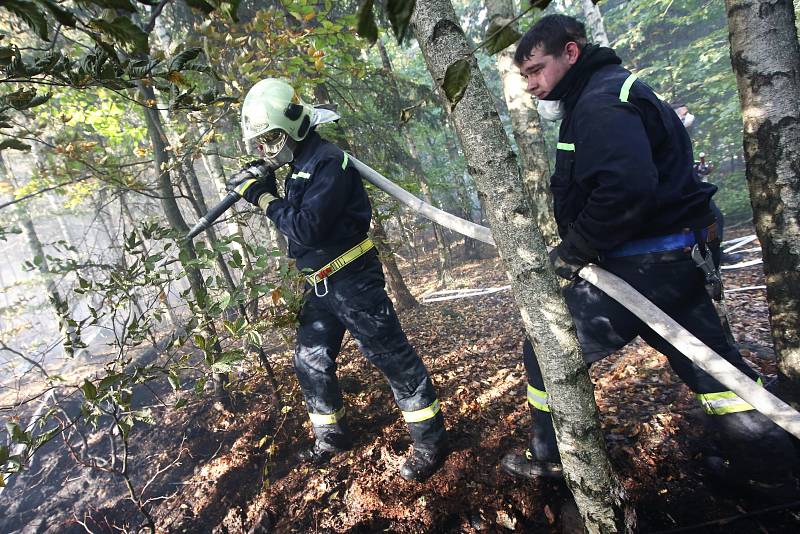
[307,237,375,297]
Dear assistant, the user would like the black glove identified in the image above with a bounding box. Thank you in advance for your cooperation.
[549,228,598,281]
[226,160,278,206]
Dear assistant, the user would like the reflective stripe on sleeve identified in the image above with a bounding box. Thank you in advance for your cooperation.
[619,73,638,103]
[341,152,349,170]
[527,384,550,412]
[291,171,312,180]
[556,142,575,152]
[308,407,345,425]
[402,399,441,423]
[234,178,258,195]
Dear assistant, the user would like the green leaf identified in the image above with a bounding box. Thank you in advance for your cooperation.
[220,0,241,22]
[125,57,161,78]
[211,352,244,373]
[168,370,181,391]
[0,444,9,465]
[2,0,49,41]
[484,17,522,55]
[89,17,148,55]
[356,0,378,44]
[34,0,77,27]
[0,139,31,152]
[168,48,203,72]
[386,0,415,43]
[98,372,123,390]
[194,376,206,395]
[442,58,470,108]
[6,422,27,444]
[81,379,97,401]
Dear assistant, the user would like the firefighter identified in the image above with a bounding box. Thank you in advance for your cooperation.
[500,15,797,491]
[228,78,448,481]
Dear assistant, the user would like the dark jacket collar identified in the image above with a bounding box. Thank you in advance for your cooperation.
[546,45,622,110]
[291,129,322,169]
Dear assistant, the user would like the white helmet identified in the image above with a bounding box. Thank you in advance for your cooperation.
[241,78,313,142]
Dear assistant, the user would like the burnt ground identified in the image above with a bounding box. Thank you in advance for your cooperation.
[3,226,800,533]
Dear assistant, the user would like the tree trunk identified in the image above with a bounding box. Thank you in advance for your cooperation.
[137,82,229,403]
[371,212,419,310]
[377,39,454,287]
[486,0,558,247]
[411,2,631,531]
[396,213,419,271]
[581,0,610,47]
[725,0,800,393]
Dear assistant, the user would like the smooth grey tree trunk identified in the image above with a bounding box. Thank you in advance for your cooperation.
[411,2,632,531]
[486,0,558,247]
[725,0,800,392]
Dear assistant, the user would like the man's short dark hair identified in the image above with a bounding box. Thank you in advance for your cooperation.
[514,14,588,65]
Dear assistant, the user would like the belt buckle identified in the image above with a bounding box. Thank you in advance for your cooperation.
[313,277,329,297]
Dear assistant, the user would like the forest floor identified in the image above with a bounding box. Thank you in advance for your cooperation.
[4,226,800,534]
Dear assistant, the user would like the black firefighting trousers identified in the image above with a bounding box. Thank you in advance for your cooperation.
[294,254,446,453]
[521,248,797,480]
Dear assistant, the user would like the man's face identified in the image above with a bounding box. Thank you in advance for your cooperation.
[518,42,580,99]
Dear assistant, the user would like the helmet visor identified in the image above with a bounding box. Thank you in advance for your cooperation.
[256,130,288,158]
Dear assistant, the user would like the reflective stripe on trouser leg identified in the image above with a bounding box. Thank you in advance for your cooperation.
[402,399,441,423]
[308,407,345,426]
[293,292,349,448]
[696,378,762,415]
[527,384,550,412]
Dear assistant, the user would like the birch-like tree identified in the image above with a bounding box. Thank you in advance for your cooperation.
[581,0,610,47]
[410,1,632,531]
[485,0,558,245]
[725,0,800,391]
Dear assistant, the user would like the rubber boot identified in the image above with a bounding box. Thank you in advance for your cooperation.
[400,412,448,481]
[298,418,352,466]
[705,410,799,500]
[501,407,563,480]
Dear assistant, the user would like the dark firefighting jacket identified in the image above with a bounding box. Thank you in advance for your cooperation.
[265,131,372,271]
[553,62,716,254]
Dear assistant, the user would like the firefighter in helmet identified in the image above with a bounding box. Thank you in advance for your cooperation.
[228,78,448,481]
